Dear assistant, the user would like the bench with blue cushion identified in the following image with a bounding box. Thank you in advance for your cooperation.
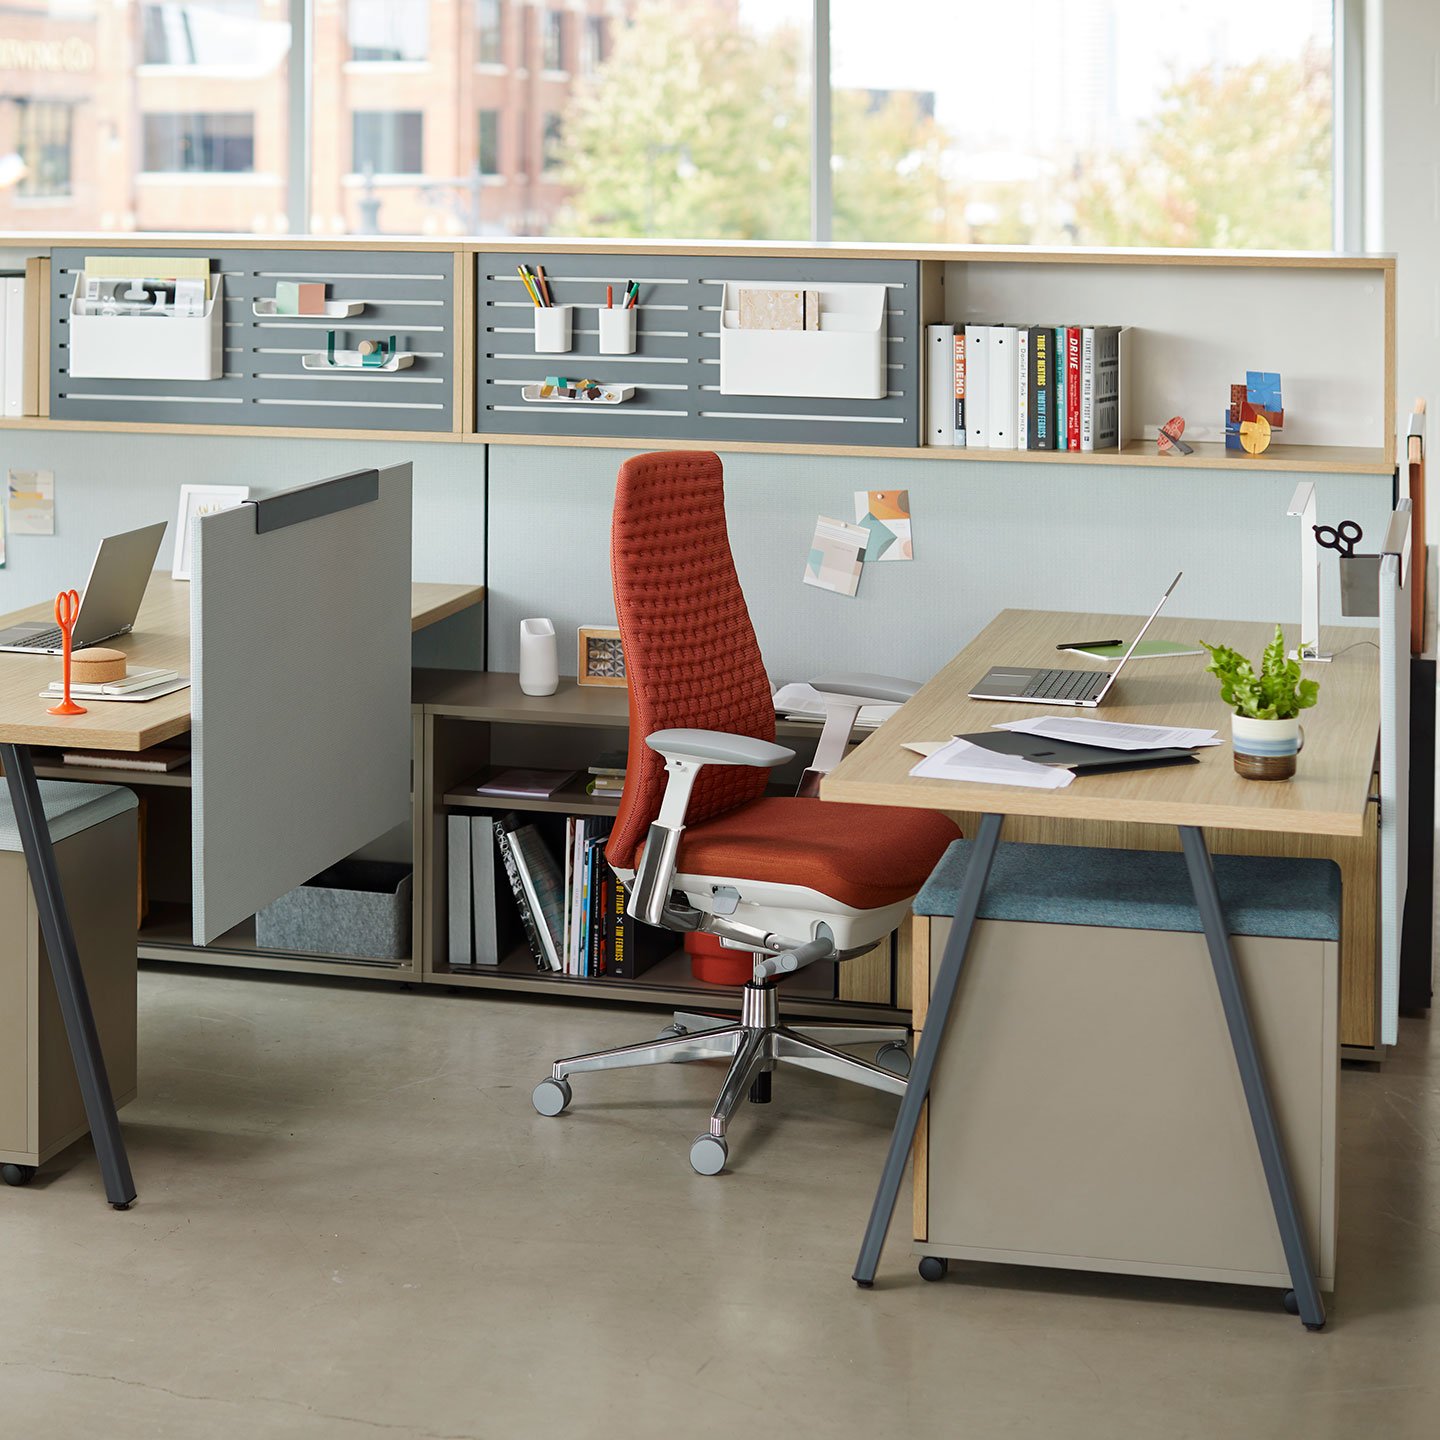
[915,839,1341,941]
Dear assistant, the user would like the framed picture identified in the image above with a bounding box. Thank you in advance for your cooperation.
[577,625,626,687]
[172,484,250,581]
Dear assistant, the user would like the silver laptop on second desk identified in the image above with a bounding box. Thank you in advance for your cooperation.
[968,572,1183,708]
[0,521,168,655]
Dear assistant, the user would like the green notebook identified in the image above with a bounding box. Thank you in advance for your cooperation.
[1059,639,1204,662]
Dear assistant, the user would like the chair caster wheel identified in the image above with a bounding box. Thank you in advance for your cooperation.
[918,1256,948,1282]
[532,1077,572,1117]
[657,1022,687,1040]
[1,1163,36,1187]
[1304,1322,1326,1332]
[689,1134,728,1175]
[877,1042,911,1078]
[1282,1289,1299,1315]
[111,1201,133,1211]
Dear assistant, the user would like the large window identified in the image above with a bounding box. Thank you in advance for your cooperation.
[0,0,1341,243]
[476,0,504,65]
[142,112,255,173]
[478,109,501,177]
[142,0,264,67]
[348,0,429,63]
[15,100,74,199]
[352,111,424,175]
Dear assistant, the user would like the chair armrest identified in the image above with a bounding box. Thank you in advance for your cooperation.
[647,729,795,768]
[810,673,922,704]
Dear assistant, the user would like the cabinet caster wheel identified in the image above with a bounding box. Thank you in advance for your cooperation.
[111,1201,133,1212]
[918,1256,948,1283]
[689,1135,728,1175]
[877,1042,911,1078]
[532,1077,572,1117]
[1282,1289,1299,1315]
[1,1163,36,1187]
[657,1023,687,1041]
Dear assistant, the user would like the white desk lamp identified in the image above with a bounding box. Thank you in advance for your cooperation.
[1286,481,1330,662]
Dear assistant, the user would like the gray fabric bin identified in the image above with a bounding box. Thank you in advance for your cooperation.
[256,860,412,960]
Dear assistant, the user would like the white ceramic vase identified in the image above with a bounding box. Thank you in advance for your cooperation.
[519,618,559,696]
[1231,713,1304,781]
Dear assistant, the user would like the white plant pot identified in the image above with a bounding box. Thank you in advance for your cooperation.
[519,618,559,696]
[1231,713,1304,781]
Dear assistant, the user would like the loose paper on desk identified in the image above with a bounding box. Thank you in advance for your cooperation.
[771,681,899,729]
[910,737,1075,789]
[993,716,1222,751]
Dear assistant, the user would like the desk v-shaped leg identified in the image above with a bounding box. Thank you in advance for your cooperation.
[1,744,135,1210]
[853,811,1004,1287]
[1179,825,1324,1330]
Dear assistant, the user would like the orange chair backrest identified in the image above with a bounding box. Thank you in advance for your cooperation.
[607,451,776,871]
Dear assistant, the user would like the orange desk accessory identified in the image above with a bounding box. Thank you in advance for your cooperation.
[47,589,87,716]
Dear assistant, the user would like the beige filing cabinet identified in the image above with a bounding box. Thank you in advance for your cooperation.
[1,804,138,1184]
[911,912,1339,1292]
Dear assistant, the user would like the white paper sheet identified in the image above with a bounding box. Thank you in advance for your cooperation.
[910,737,1075,789]
[771,681,900,729]
[992,716,1221,751]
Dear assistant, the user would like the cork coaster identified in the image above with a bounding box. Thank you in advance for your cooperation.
[71,647,128,684]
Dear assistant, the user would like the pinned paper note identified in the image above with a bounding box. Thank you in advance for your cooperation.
[804,515,867,597]
[853,489,913,561]
[8,469,55,536]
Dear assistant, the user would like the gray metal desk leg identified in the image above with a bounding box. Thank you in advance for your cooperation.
[854,811,1004,1287]
[1178,825,1324,1330]
[1,744,136,1210]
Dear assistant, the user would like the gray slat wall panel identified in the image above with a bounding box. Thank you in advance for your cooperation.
[476,252,920,447]
[50,248,455,432]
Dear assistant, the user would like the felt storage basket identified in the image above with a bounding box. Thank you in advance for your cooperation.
[256,859,412,960]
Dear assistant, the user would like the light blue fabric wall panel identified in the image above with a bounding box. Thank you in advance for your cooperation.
[486,445,1393,682]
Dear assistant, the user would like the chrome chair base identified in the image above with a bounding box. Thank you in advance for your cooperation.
[532,982,910,1174]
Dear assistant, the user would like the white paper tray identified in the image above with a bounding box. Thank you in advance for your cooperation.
[68,272,225,382]
[520,383,634,405]
[253,298,365,318]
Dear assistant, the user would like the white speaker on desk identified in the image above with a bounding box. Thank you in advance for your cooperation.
[519,618,559,696]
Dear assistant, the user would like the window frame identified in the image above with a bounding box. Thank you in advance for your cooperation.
[141,110,257,175]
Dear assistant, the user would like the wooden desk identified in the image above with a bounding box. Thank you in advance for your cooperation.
[0,574,483,1208]
[825,610,1379,1331]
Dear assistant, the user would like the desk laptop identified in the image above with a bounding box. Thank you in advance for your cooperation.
[968,573,1183,708]
[0,521,168,655]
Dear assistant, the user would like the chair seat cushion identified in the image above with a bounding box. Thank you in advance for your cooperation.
[0,780,139,853]
[915,840,1341,942]
[671,797,959,912]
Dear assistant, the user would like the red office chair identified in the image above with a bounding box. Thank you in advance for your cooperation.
[532,451,958,1174]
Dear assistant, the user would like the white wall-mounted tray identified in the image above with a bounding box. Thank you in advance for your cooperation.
[302,350,414,372]
[68,272,225,381]
[253,298,365,319]
[521,383,634,405]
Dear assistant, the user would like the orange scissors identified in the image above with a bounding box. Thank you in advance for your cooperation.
[48,588,87,716]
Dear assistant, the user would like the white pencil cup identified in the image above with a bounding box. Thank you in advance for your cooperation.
[519,618,559,696]
[533,305,573,353]
[597,306,637,355]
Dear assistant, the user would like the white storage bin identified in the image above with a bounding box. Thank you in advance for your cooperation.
[68,273,225,382]
[534,304,574,353]
[718,281,887,400]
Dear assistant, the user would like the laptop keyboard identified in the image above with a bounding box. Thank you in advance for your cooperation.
[1022,668,1104,701]
[13,627,63,650]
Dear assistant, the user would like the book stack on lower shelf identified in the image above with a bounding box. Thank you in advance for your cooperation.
[445,765,667,979]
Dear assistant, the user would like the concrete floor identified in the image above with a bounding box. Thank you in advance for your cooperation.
[1,968,1437,1440]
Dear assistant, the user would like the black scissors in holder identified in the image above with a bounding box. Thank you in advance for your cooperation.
[1313,519,1362,558]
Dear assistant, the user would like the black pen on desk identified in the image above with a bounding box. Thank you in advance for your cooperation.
[1056,638,1123,651]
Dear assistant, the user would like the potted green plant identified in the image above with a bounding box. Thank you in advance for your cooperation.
[1200,626,1319,780]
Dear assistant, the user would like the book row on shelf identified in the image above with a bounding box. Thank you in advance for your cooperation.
[927,322,1124,453]
[447,810,668,980]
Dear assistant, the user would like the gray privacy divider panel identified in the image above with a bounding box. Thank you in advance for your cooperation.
[50,248,454,432]
[475,252,920,447]
[485,445,1395,684]
[190,462,414,944]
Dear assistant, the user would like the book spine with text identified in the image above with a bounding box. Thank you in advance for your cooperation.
[1080,327,1096,451]
[953,330,966,445]
[1092,326,1121,449]
[1015,328,1030,450]
[495,823,547,969]
[1065,327,1082,451]
[1028,327,1051,450]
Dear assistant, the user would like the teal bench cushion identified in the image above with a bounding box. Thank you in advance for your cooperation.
[0,780,139,853]
[915,840,1341,942]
